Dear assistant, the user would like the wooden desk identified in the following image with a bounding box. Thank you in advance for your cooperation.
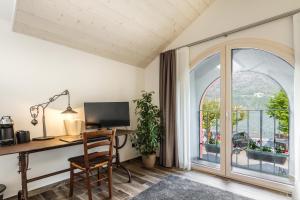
[0,129,135,200]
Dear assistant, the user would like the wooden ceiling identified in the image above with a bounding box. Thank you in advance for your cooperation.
[13,0,214,68]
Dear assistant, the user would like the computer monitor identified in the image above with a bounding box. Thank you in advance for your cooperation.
[84,102,130,129]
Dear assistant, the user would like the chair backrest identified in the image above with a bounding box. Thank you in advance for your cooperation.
[82,129,116,169]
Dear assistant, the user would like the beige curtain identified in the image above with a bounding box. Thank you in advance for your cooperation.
[159,50,178,168]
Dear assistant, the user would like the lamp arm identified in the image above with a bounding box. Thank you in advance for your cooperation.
[30,90,70,120]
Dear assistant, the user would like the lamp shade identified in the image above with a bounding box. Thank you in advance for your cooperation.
[62,106,77,114]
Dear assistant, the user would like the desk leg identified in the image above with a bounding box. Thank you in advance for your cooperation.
[18,153,28,200]
[114,135,132,183]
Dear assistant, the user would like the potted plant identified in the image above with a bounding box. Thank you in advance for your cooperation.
[132,91,160,169]
[246,140,288,165]
[205,135,221,154]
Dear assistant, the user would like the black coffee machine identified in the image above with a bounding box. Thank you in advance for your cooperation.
[0,116,15,146]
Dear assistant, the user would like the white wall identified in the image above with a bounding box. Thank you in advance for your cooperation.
[144,57,160,105]
[168,0,300,50]
[0,18,143,198]
[145,0,300,100]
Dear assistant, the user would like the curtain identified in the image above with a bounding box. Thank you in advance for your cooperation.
[159,50,178,168]
[176,47,191,170]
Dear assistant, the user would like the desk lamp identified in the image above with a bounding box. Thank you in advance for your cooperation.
[30,90,77,141]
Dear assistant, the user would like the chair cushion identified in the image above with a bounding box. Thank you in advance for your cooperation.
[68,152,109,168]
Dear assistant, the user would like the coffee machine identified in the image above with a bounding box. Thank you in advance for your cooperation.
[0,116,15,146]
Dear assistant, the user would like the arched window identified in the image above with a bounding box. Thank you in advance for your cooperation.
[231,48,293,179]
[189,39,294,189]
[190,53,221,167]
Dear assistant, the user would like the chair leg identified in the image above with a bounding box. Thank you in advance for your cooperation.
[69,164,74,197]
[85,170,93,200]
[97,168,101,186]
[108,166,113,199]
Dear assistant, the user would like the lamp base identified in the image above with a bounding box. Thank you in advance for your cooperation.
[32,136,55,141]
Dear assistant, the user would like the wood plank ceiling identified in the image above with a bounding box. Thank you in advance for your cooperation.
[13,0,214,68]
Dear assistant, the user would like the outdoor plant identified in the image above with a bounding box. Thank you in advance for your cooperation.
[275,145,288,154]
[208,135,221,145]
[261,146,272,152]
[266,90,289,136]
[205,134,221,154]
[131,91,160,156]
[202,100,220,133]
[248,140,259,150]
[246,140,288,165]
[247,140,272,152]
[247,140,288,155]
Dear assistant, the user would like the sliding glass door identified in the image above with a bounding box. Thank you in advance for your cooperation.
[190,39,294,192]
[228,48,294,186]
[190,48,226,175]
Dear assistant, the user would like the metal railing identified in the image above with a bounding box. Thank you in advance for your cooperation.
[198,110,221,164]
[196,109,290,177]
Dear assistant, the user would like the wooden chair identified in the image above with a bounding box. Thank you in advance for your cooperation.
[68,129,116,200]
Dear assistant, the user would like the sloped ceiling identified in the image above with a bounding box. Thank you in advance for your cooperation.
[13,0,214,67]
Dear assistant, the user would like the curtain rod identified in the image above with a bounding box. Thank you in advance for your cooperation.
[173,8,300,51]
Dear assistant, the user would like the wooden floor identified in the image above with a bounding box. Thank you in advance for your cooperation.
[7,158,292,200]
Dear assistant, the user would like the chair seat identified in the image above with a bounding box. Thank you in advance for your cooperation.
[68,152,109,169]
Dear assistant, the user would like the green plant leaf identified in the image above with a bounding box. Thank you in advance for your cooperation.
[131,91,160,155]
[266,90,289,135]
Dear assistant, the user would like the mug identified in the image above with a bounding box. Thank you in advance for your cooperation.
[16,130,30,144]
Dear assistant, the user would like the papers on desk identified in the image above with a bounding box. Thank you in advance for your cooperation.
[59,135,82,143]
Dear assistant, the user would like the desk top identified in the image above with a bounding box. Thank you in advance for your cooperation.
[0,129,135,156]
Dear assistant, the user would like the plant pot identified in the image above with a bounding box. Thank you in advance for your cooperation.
[246,149,288,165]
[275,133,289,139]
[205,144,220,154]
[142,153,156,169]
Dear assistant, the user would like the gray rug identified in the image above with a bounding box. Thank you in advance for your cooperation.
[131,175,253,200]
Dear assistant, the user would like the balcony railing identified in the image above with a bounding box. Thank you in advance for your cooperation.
[196,109,290,177]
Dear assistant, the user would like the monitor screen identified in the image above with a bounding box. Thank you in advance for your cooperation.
[84,102,130,129]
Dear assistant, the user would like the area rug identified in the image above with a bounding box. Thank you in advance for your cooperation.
[131,175,253,200]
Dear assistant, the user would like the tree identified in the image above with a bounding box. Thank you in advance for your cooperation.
[232,105,246,127]
[201,100,220,133]
[266,90,289,135]
[201,100,246,133]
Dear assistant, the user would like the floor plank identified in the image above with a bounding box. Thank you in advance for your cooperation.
[6,158,292,200]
